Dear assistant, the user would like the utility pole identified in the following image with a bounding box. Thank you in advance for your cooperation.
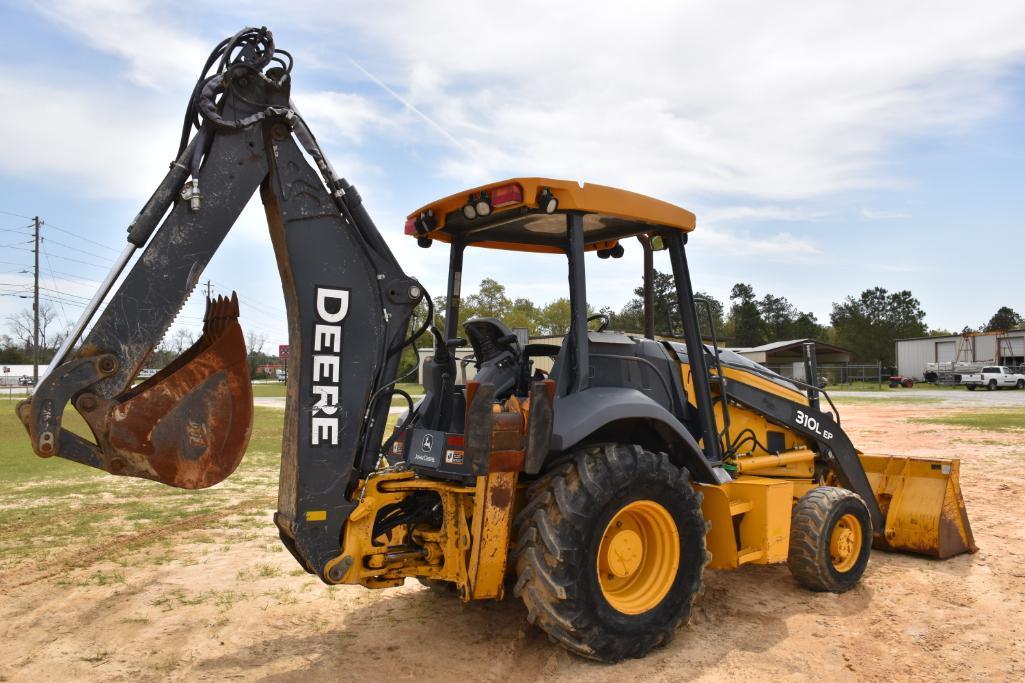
[205,280,213,298]
[32,216,41,385]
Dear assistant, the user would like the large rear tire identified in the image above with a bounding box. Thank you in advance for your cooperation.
[787,487,872,593]
[988,379,997,391]
[513,444,707,663]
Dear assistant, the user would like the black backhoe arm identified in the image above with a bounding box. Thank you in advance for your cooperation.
[16,28,424,579]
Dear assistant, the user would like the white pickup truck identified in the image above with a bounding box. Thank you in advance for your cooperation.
[962,366,1025,391]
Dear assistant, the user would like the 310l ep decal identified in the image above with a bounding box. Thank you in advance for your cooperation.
[795,409,833,440]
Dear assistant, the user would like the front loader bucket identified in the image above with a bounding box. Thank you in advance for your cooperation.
[859,454,977,559]
[104,294,254,489]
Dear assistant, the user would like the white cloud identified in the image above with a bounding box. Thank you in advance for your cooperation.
[36,0,207,89]
[292,89,390,144]
[698,228,822,264]
[0,74,180,199]
[284,0,1025,201]
[701,206,828,224]
[861,208,910,220]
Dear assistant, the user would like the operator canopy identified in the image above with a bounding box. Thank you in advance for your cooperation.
[405,178,695,253]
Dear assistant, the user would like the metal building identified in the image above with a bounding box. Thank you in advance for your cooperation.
[896,329,1025,380]
[730,339,853,380]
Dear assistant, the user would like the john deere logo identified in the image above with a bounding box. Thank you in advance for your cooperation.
[421,434,434,452]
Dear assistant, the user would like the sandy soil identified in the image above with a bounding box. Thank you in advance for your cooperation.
[1,396,1023,682]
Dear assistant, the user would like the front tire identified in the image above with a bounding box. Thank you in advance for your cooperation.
[513,444,707,663]
[967,384,976,391]
[788,487,872,592]
[1016,380,1024,390]
[988,379,997,391]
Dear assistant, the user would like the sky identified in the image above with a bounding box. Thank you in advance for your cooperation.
[1,1,1024,355]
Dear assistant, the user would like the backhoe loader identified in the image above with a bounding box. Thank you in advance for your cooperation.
[18,27,976,663]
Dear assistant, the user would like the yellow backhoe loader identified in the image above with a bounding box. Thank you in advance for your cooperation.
[18,27,975,662]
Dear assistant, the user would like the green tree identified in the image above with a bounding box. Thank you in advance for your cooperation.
[729,283,764,347]
[612,268,724,338]
[789,311,823,339]
[505,298,541,334]
[758,293,796,340]
[462,278,511,319]
[538,298,573,335]
[830,287,927,364]
[536,298,599,335]
[983,306,1023,332]
[758,293,822,340]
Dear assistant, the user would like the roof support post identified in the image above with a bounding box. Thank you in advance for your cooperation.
[665,231,721,463]
[566,213,589,395]
[444,239,465,343]
[637,234,655,339]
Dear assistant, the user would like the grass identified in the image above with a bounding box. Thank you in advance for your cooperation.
[0,405,288,569]
[827,382,962,392]
[910,408,1025,432]
[833,395,945,405]
[0,395,398,571]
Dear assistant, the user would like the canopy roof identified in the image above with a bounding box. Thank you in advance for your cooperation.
[405,178,695,254]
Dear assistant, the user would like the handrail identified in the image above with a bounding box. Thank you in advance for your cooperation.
[695,298,732,452]
[717,358,842,426]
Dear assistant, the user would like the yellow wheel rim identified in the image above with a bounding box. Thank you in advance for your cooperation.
[597,500,679,615]
[830,513,863,573]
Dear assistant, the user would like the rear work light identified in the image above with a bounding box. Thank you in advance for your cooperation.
[405,210,436,238]
[490,182,524,208]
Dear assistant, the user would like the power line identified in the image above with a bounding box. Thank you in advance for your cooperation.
[41,236,117,264]
[0,209,34,221]
[0,224,34,234]
[41,241,71,327]
[43,221,122,254]
[42,251,114,270]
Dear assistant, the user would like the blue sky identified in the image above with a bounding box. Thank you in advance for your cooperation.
[1,1,1024,352]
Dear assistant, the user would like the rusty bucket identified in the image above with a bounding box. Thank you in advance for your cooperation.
[103,294,254,488]
[859,454,977,559]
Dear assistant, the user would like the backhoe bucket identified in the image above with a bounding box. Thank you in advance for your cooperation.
[859,454,977,559]
[104,294,254,489]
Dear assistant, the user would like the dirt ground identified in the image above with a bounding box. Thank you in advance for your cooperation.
[1,395,1023,682]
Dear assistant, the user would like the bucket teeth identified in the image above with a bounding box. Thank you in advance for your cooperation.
[201,292,240,338]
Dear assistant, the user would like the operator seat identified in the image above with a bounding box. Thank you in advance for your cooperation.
[462,317,522,398]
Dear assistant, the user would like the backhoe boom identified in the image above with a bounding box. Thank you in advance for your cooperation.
[17,27,424,578]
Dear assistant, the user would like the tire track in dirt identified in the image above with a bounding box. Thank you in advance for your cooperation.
[0,502,123,538]
[0,497,270,592]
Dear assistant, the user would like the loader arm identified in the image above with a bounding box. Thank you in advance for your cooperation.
[17,27,424,578]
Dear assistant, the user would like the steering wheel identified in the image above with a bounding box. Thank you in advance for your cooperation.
[587,313,610,332]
